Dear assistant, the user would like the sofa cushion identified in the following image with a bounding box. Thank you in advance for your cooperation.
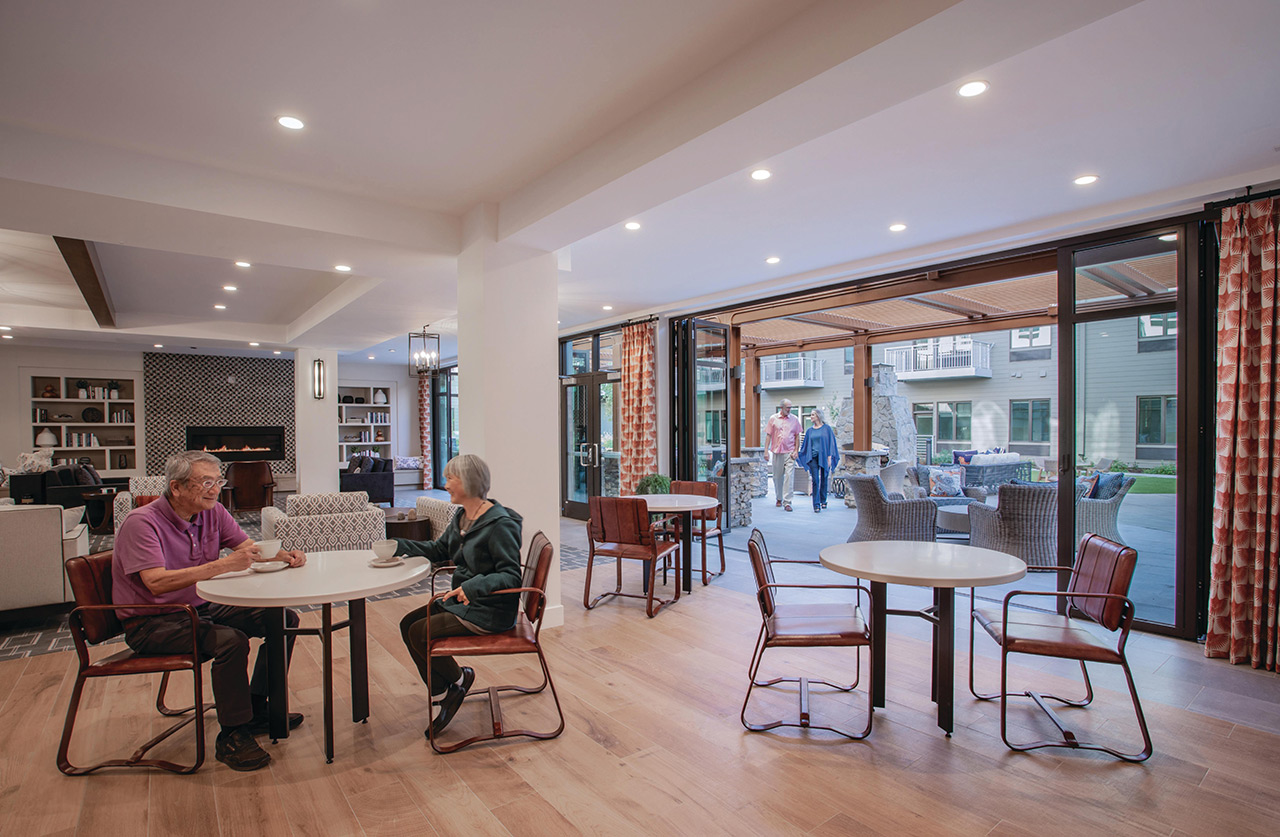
[929,467,964,497]
[1093,471,1126,500]
[951,449,978,465]
[1076,473,1100,498]
[287,492,371,517]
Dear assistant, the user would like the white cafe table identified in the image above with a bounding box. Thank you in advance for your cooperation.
[638,493,720,592]
[818,541,1025,734]
[197,550,430,762]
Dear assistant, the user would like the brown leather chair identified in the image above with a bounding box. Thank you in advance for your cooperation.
[424,532,565,753]
[57,551,213,775]
[223,460,276,515]
[741,529,874,739]
[968,533,1153,761]
[670,480,725,585]
[584,496,681,618]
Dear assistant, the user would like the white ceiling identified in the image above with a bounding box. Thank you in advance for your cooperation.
[0,0,1278,364]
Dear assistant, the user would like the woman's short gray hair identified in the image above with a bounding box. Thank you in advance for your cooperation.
[444,454,491,500]
[810,407,826,422]
[164,450,222,496]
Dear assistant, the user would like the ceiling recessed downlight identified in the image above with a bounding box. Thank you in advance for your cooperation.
[603,305,613,311]
[249,342,259,347]
[751,169,771,181]
[0,325,10,330]
[277,116,305,130]
[1159,233,1178,242]
[334,264,352,272]
[1073,174,1099,186]
[154,344,163,348]
[214,304,227,310]
[624,221,641,231]
[235,261,251,268]
[223,285,237,291]
[368,355,375,360]
[765,257,781,265]
[1,335,11,340]
[889,223,907,232]
[273,350,281,355]
[957,80,989,97]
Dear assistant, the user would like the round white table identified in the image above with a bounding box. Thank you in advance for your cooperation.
[818,541,1026,734]
[638,493,720,592]
[197,550,430,761]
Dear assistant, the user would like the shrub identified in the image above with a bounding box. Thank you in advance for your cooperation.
[931,453,952,466]
[635,474,671,495]
[1149,461,1176,475]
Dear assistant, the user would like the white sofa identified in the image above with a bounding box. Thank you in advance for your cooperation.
[261,491,385,552]
[0,504,89,610]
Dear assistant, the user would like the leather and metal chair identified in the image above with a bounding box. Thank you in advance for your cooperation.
[57,551,213,775]
[584,495,681,618]
[670,480,725,585]
[424,532,565,753]
[845,474,937,543]
[741,529,874,739]
[968,533,1152,761]
[223,460,276,515]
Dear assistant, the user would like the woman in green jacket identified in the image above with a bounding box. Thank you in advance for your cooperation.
[394,454,523,736]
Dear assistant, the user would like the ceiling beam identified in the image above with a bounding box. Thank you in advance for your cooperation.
[786,311,883,332]
[1078,266,1145,298]
[53,236,114,328]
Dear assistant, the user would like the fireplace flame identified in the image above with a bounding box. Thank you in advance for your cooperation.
[199,445,272,453]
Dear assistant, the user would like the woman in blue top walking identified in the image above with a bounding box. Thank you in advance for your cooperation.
[797,407,839,512]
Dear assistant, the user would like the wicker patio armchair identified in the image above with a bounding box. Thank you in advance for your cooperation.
[1075,475,1136,547]
[845,475,937,543]
[970,482,1087,570]
[903,466,986,508]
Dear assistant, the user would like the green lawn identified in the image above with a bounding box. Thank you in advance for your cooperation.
[1128,475,1177,494]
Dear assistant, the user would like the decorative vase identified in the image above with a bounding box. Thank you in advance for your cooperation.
[77,388,88,399]
[372,390,387,404]
[35,428,58,447]
[118,453,128,469]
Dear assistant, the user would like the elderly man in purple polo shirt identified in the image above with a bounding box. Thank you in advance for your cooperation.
[113,450,307,772]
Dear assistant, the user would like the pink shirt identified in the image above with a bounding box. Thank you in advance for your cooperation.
[111,495,248,618]
[765,412,802,454]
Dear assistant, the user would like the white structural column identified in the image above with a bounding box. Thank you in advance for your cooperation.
[294,348,339,495]
[457,204,562,627]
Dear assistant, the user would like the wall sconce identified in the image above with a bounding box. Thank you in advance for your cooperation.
[408,327,441,377]
[312,358,326,399]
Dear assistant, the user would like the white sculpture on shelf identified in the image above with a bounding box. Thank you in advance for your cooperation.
[16,449,55,473]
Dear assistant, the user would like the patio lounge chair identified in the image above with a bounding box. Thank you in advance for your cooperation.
[903,465,986,508]
[845,475,936,543]
[1076,474,1136,547]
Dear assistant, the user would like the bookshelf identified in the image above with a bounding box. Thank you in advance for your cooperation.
[337,384,394,464]
[30,373,141,475]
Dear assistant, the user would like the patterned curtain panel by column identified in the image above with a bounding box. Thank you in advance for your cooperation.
[418,374,432,490]
[619,321,657,495]
[1207,197,1280,671]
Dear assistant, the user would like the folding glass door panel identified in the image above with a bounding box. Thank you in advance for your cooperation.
[561,372,619,520]
[672,318,730,527]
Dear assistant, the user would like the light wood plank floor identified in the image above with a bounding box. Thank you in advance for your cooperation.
[3,566,1279,837]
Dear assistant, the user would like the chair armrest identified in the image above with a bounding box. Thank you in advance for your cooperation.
[999,588,1135,627]
[962,486,987,501]
[68,602,201,666]
[429,564,456,592]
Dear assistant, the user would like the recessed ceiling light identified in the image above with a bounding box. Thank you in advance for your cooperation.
[1158,233,1178,242]
[557,320,561,324]
[249,342,259,347]
[603,305,613,311]
[334,264,351,272]
[1,335,12,340]
[624,221,641,231]
[223,285,237,291]
[388,348,395,353]
[1073,174,1099,186]
[235,261,251,268]
[273,350,281,355]
[367,355,375,360]
[765,257,781,265]
[889,223,907,232]
[751,169,771,181]
[957,80,989,98]
[214,304,227,310]
[154,343,163,348]
[277,116,305,130]
[0,325,10,330]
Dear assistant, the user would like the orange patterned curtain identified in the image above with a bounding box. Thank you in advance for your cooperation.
[619,321,657,495]
[1206,198,1280,671]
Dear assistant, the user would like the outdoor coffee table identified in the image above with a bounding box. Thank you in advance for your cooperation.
[638,493,719,593]
[197,550,429,762]
[818,540,1025,734]
[935,505,971,537]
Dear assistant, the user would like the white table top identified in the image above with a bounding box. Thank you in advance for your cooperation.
[638,493,719,512]
[196,550,431,607]
[818,541,1026,588]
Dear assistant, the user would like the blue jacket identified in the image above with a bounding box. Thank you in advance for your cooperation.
[798,422,838,472]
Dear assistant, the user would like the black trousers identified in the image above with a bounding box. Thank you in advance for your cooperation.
[399,600,477,696]
[124,603,299,728]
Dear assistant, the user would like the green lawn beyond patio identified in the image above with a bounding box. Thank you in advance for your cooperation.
[1129,475,1177,494]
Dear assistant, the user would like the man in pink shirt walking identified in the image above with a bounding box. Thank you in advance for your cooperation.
[764,399,802,511]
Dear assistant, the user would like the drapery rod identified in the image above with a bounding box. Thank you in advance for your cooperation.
[624,315,659,326]
[1205,184,1280,212]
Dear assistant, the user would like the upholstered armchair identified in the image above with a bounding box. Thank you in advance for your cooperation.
[260,491,384,552]
[1075,475,1136,547]
[903,466,986,508]
[845,475,937,543]
[414,495,462,541]
[113,476,170,533]
[0,504,87,610]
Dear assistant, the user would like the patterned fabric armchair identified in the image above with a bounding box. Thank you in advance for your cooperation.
[260,491,384,552]
[113,476,170,534]
[903,466,986,508]
[845,475,937,543]
[414,495,462,542]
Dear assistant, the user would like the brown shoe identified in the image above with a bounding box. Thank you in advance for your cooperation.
[784,504,793,512]
[776,500,782,507]
[216,727,272,772]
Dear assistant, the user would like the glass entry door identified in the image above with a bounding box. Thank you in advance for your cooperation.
[431,367,459,488]
[672,318,730,527]
[561,372,620,520]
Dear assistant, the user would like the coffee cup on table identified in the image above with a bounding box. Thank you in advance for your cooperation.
[256,539,282,560]
[372,539,398,561]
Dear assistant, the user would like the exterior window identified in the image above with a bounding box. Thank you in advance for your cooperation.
[597,330,622,371]
[1009,325,1052,361]
[1137,395,1177,445]
[913,402,934,437]
[1010,399,1051,443]
[936,401,971,442]
[844,346,857,374]
[1138,312,1177,353]
[562,336,592,374]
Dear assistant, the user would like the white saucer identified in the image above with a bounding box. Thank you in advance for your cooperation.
[251,561,289,573]
[369,557,405,568]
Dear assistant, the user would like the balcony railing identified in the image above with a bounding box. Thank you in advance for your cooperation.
[883,339,993,380]
[759,356,825,388]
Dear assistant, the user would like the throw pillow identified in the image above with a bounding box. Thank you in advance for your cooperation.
[929,467,964,497]
[83,463,103,485]
[1093,471,1126,500]
[72,465,95,486]
[134,494,160,508]
[1077,473,1099,498]
[394,455,421,470]
[62,506,85,532]
[951,449,978,465]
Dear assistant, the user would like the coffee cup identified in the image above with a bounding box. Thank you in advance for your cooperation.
[372,539,398,561]
[256,539,282,560]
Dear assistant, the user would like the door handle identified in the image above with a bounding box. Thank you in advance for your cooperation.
[577,443,591,464]
[588,443,600,468]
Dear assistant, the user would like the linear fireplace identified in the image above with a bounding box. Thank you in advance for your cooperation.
[186,426,286,462]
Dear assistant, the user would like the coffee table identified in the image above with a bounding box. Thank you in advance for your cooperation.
[638,493,719,592]
[818,541,1025,734]
[384,507,430,540]
[197,550,430,761]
